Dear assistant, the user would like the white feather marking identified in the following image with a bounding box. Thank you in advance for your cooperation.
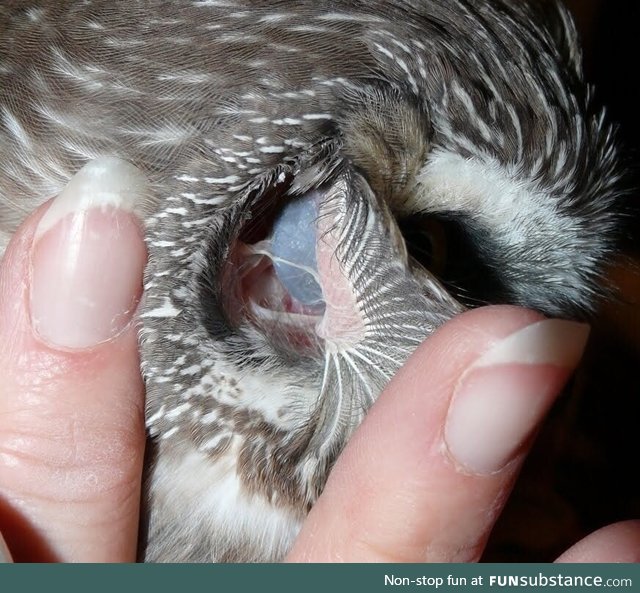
[180,365,203,376]
[140,297,181,319]
[147,405,167,425]
[175,174,199,183]
[301,113,333,120]
[287,25,328,33]
[373,42,394,60]
[271,118,303,125]
[160,426,180,439]
[415,150,575,249]
[166,207,188,216]
[258,13,290,23]
[203,175,241,184]
[165,402,192,420]
[181,194,227,206]
[316,12,383,23]
[200,410,220,425]
[151,448,301,560]
[200,434,228,450]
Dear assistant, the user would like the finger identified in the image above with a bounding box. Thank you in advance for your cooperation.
[0,157,148,562]
[556,521,640,563]
[287,306,589,562]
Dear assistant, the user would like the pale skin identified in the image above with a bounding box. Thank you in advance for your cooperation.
[1,177,638,563]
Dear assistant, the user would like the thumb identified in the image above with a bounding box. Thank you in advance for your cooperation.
[0,157,148,561]
[288,306,589,562]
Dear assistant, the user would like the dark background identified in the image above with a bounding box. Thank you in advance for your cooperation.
[485,1,640,561]
[569,0,640,247]
[567,1,639,160]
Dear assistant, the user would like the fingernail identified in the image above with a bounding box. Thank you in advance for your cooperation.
[0,531,12,562]
[30,157,148,349]
[444,319,590,475]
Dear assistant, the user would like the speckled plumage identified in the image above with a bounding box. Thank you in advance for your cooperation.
[0,0,625,561]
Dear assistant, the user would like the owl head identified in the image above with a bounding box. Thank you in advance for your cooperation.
[0,0,626,562]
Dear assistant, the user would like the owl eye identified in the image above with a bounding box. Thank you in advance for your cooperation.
[400,214,510,307]
[400,216,448,277]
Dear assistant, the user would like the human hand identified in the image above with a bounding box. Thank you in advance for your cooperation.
[0,158,148,561]
[286,307,640,562]
[1,158,638,563]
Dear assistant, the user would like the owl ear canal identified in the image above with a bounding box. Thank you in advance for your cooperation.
[336,83,430,208]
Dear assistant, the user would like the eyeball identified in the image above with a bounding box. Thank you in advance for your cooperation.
[271,192,324,307]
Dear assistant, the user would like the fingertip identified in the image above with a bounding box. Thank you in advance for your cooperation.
[1,157,149,356]
[556,521,640,563]
[443,318,589,475]
[290,305,589,562]
[0,158,149,561]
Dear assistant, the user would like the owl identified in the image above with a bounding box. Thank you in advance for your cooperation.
[0,0,625,561]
